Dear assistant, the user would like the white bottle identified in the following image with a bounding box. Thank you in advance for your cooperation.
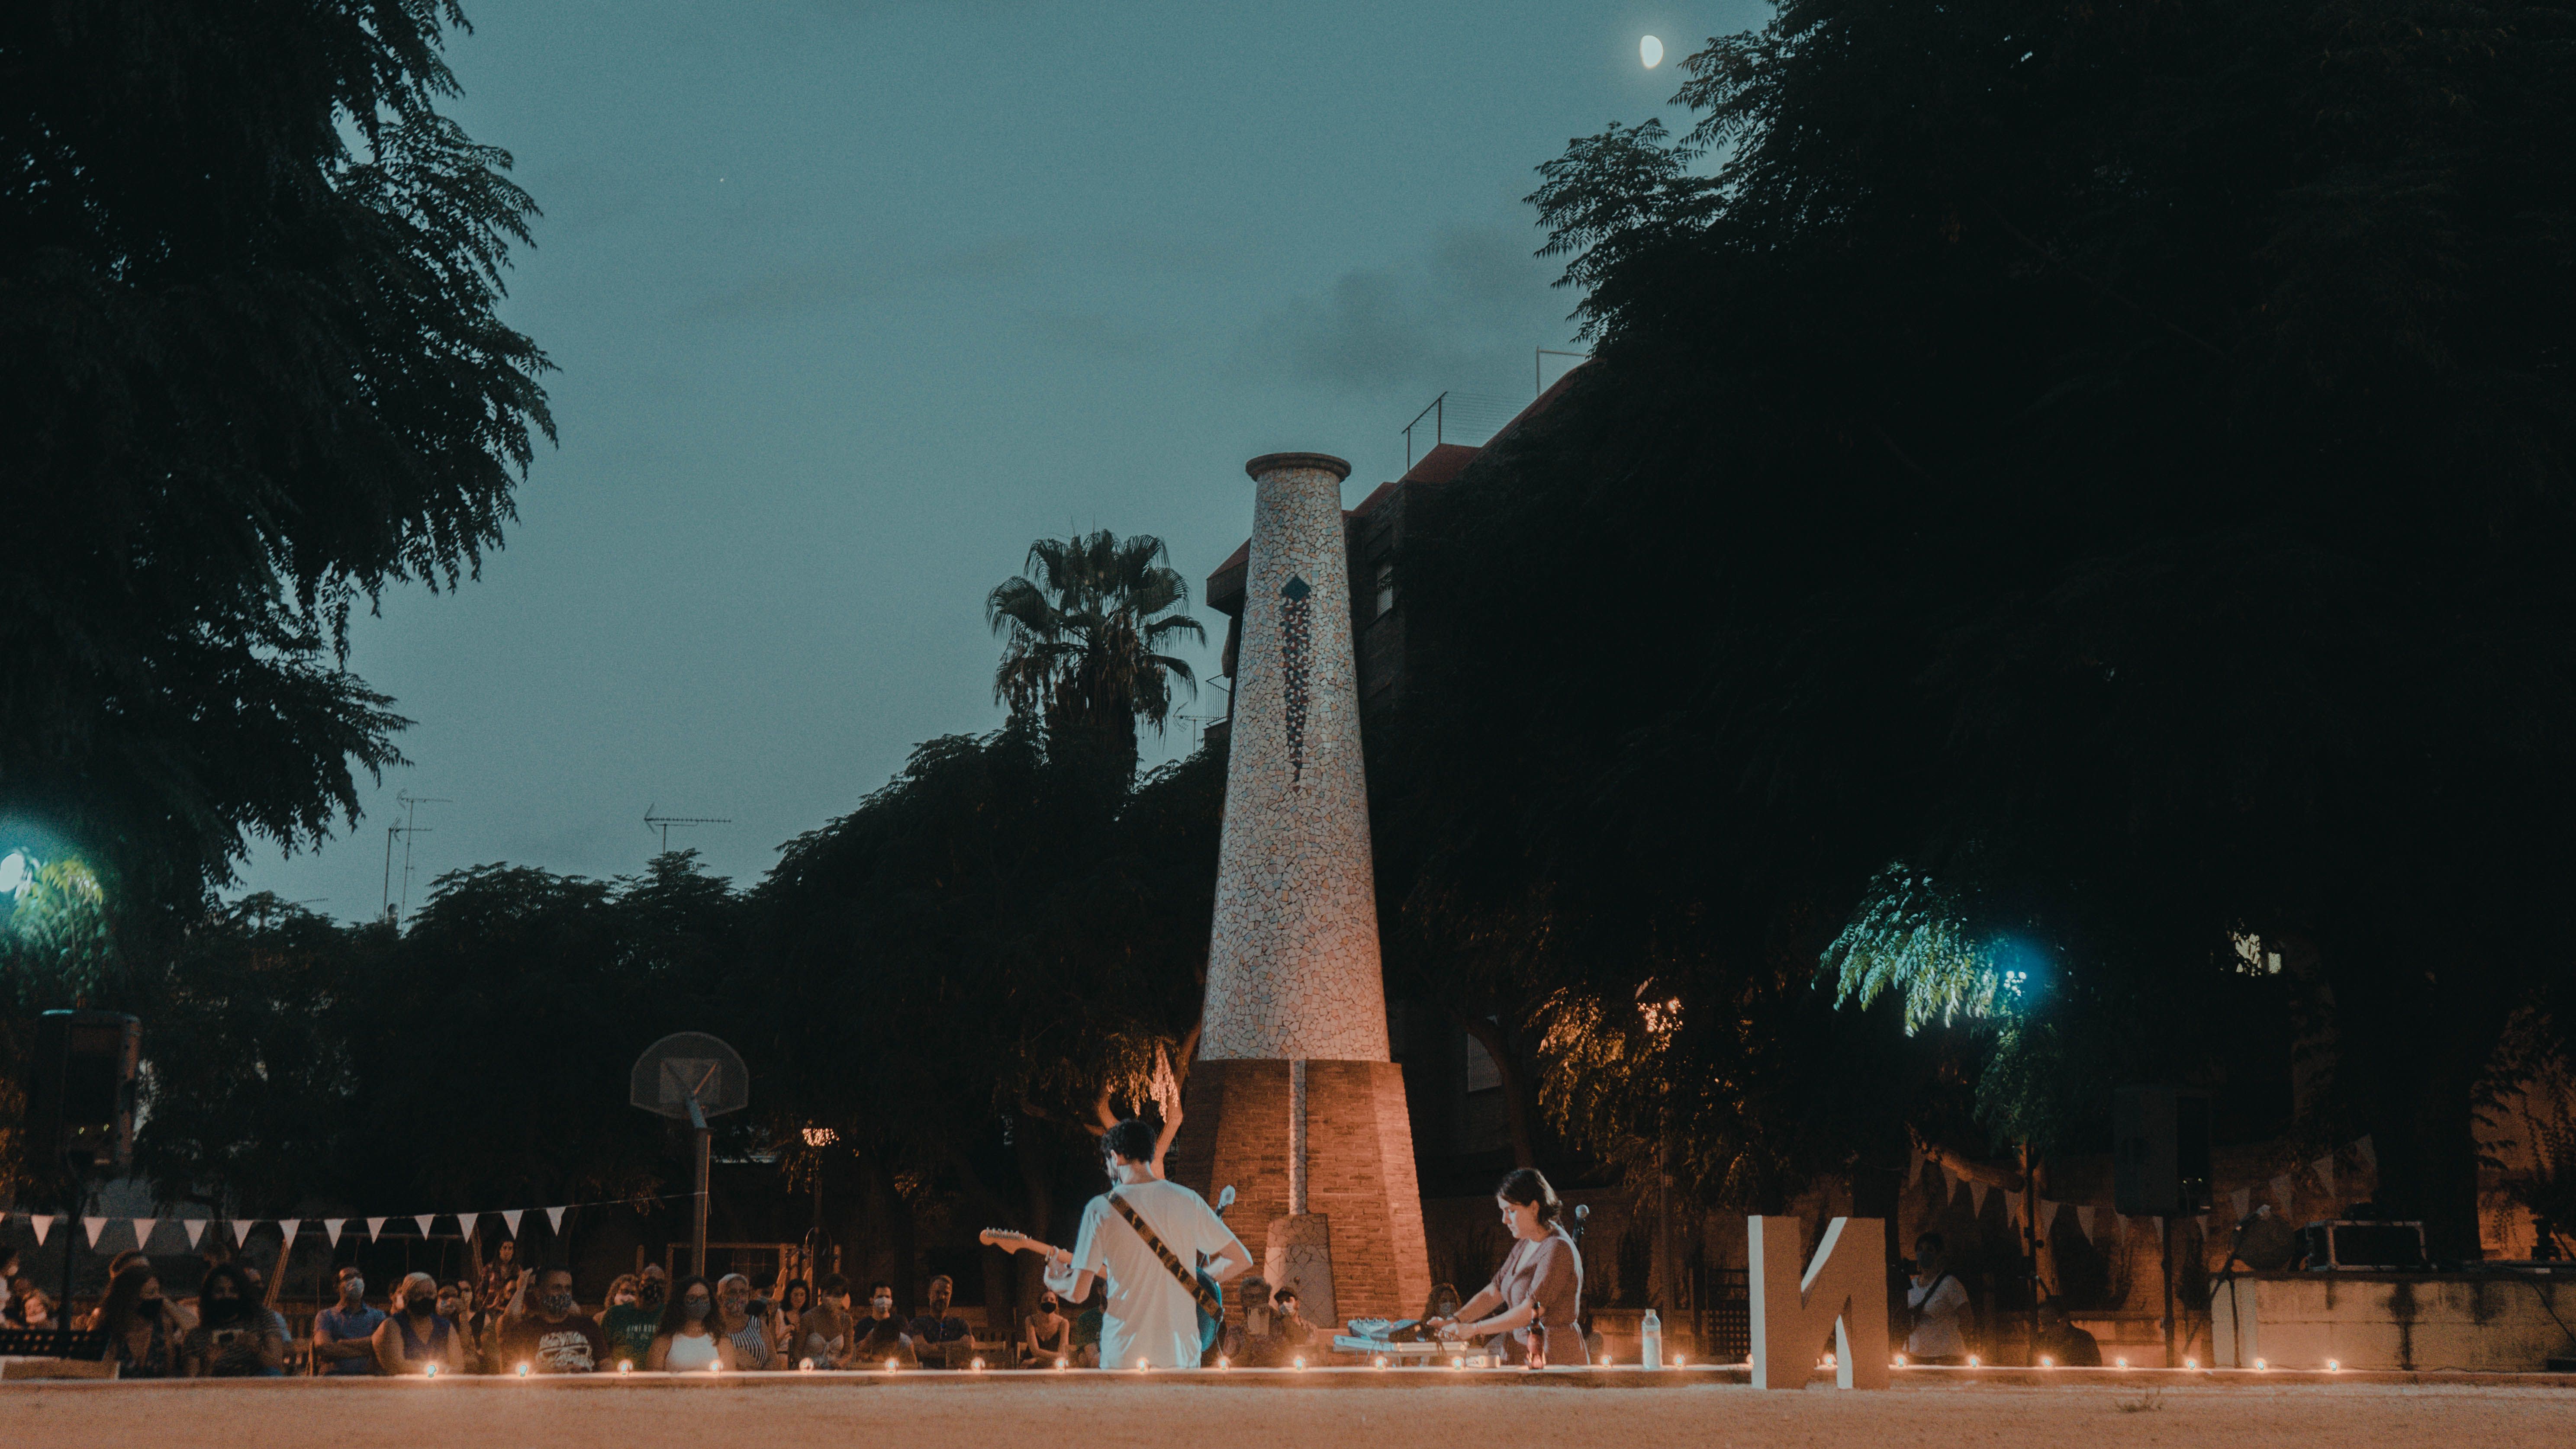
[1640,1307,1664,1369]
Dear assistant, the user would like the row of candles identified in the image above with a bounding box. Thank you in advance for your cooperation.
[417,1350,2341,1376]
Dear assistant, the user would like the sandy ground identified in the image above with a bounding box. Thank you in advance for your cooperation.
[3,1375,2573,1449]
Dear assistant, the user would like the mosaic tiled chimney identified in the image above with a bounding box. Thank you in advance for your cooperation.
[1167,452,1432,1331]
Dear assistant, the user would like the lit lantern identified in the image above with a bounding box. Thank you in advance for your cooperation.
[1966,1355,1980,1368]
[2184,1356,2199,1370]
[2114,1357,2129,1369]
[1893,1353,1907,1367]
[885,1357,899,1371]
[971,1358,985,1371]
[2038,1356,2054,1369]
[1054,1358,1067,1371]
[1450,1355,1465,1369]
[619,1361,633,1373]
[516,1363,530,1378]
[424,1364,440,1378]
[1216,1357,1230,1370]
[798,1359,814,1372]
[2253,1357,2268,1371]
[1291,1357,1305,1370]
[2326,1359,2341,1372]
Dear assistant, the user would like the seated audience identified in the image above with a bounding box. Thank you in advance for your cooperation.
[311,1266,385,1375]
[598,1273,658,1369]
[716,1274,778,1369]
[854,1281,918,1367]
[1021,1289,1070,1366]
[183,1263,289,1376]
[646,1275,741,1371]
[908,1274,973,1365]
[2035,1298,2103,1368]
[97,1264,183,1378]
[795,1275,856,1368]
[498,1265,608,1373]
[374,1272,467,1375]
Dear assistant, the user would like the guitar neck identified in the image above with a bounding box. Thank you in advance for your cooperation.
[979,1230,1066,1259]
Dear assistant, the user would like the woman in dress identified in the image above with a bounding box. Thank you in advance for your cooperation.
[644,1275,741,1372]
[1426,1168,1587,1365]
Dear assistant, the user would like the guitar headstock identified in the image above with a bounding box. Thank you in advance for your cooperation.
[978,1228,1034,1249]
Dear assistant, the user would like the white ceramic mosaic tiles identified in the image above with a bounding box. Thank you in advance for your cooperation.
[1201,453,1392,1063]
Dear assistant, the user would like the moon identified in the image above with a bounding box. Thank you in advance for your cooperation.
[1641,35,1664,69]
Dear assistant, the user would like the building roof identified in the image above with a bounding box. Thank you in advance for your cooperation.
[1204,369,1585,617]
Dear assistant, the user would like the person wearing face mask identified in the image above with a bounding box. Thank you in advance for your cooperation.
[715,1274,779,1369]
[853,1280,918,1367]
[182,1263,290,1376]
[796,1275,855,1368]
[97,1264,183,1378]
[497,1265,608,1372]
[597,1273,658,1369]
[1020,1288,1070,1367]
[312,1266,386,1375]
[373,1272,467,1375]
[646,1275,742,1371]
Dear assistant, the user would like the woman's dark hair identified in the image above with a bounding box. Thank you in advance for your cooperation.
[781,1281,812,1312]
[1915,1231,1946,1256]
[818,1274,849,1297]
[1495,1167,1563,1224]
[198,1262,256,1317]
[98,1263,162,1338]
[655,1275,718,1340]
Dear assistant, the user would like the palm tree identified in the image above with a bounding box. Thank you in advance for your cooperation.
[986,531,1205,775]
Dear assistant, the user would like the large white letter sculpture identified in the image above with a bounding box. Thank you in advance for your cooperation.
[1747,1215,1890,1390]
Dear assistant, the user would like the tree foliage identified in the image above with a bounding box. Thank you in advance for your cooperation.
[1397,0,2576,1246]
[0,0,551,919]
[987,531,1204,778]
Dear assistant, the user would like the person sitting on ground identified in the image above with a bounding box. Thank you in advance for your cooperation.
[498,1265,609,1373]
[97,1263,183,1378]
[75,1251,151,1330]
[1271,1287,1317,1356]
[374,1272,467,1375]
[853,1280,917,1367]
[2033,1298,2102,1367]
[795,1275,855,1368]
[715,1274,778,1370]
[474,1239,519,1325]
[1021,1289,1070,1366]
[775,1280,812,1359]
[15,1285,55,1330]
[646,1275,742,1372]
[312,1266,386,1376]
[1904,1232,1971,1366]
[598,1273,658,1369]
[908,1273,973,1365]
[183,1263,290,1377]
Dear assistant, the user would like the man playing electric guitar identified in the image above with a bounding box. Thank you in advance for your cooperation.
[1043,1117,1250,1369]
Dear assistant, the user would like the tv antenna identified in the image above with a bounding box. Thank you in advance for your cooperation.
[644,804,731,856]
[380,792,451,924]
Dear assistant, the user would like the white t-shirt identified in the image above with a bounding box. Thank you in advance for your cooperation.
[1055,1179,1235,1369]
[1906,1273,1971,1358]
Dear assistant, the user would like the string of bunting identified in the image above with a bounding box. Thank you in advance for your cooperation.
[1920,1134,2380,1246]
[0,1191,704,1255]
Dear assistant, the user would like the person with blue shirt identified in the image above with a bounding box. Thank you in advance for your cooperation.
[312,1267,387,1375]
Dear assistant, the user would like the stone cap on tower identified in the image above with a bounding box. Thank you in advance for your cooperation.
[1244,452,1351,483]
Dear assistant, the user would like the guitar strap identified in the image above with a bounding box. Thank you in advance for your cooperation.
[1108,1191,1221,1319]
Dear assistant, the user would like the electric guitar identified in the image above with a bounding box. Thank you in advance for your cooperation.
[981,1185,1237,1357]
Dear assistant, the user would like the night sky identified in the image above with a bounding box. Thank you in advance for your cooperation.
[239,2,1752,918]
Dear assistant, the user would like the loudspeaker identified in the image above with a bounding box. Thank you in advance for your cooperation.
[2113,1085,2212,1217]
[24,1010,140,1175]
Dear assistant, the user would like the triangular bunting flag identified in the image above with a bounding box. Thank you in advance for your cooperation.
[232,1219,254,1247]
[30,1215,53,1246]
[2355,1135,2377,1172]
[414,1214,435,1239]
[2076,1205,2096,1239]
[544,1205,567,1233]
[324,1219,345,1248]
[501,1209,523,1237]
[83,1216,108,1247]
[2270,1174,2295,1208]
[2231,1187,2251,1219]
[366,1218,388,1242]
[279,1218,302,1246]
[1967,1180,1989,1214]
[131,1218,155,1250]
[2313,1154,2337,1197]
[183,1220,206,1249]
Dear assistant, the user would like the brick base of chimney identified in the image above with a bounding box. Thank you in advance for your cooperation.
[1168,1058,1432,1327]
